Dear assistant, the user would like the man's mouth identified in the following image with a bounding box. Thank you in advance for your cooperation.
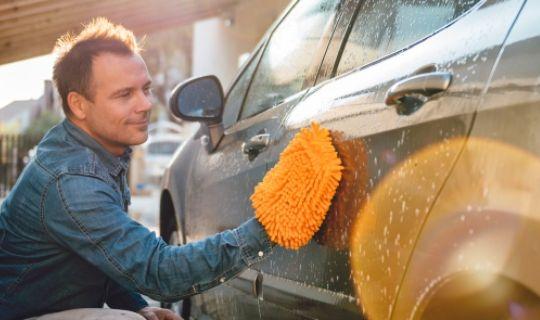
[129,120,149,126]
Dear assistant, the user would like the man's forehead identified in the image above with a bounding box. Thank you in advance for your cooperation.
[91,52,150,89]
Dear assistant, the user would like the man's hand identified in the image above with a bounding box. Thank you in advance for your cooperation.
[137,306,183,320]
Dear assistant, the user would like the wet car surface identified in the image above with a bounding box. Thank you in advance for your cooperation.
[159,0,540,318]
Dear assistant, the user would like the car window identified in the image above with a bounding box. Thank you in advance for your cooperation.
[336,0,480,76]
[222,48,263,128]
[240,0,340,120]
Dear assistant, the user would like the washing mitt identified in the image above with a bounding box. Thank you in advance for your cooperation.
[251,122,343,249]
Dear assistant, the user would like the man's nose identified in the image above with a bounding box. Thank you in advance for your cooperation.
[136,91,153,113]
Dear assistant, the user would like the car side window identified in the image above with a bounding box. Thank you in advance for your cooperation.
[240,0,340,120]
[336,0,480,76]
[222,48,263,128]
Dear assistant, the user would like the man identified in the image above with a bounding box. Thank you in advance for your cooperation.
[0,18,273,320]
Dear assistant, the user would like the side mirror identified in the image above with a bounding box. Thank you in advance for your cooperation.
[169,75,224,124]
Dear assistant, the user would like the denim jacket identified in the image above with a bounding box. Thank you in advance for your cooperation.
[0,119,273,319]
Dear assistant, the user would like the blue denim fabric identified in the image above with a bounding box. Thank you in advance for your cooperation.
[0,119,273,320]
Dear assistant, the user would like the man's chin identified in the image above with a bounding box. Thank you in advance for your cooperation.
[133,133,149,146]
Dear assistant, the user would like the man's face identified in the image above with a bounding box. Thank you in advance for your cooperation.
[81,52,152,156]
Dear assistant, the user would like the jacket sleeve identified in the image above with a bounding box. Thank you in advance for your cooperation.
[106,279,149,312]
[43,173,274,302]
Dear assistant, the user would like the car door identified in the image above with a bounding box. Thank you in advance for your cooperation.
[184,0,342,318]
[259,0,526,319]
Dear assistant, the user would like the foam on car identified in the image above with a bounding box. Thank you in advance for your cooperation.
[251,122,343,249]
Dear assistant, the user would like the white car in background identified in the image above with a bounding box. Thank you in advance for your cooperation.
[143,133,183,182]
[142,120,198,184]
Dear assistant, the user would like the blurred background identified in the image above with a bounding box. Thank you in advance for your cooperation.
[0,0,290,231]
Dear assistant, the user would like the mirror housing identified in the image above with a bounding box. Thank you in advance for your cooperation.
[169,75,225,152]
[169,75,224,124]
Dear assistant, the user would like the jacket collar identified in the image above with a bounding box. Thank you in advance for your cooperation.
[62,119,132,177]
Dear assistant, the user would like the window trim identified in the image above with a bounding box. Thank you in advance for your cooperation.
[315,0,361,85]
[301,0,345,89]
[221,44,263,129]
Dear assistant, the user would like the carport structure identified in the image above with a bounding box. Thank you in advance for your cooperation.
[0,0,239,65]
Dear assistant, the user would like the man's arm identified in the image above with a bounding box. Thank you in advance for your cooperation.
[43,174,273,302]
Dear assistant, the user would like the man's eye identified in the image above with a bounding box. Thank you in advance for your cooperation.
[119,91,131,98]
[144,87,153,96]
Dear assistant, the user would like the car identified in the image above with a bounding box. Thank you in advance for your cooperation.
[159,0,540,319]
[142,121,198,185]
[143,133,183,182]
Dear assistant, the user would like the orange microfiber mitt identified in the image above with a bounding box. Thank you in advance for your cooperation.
[251,122,343,249]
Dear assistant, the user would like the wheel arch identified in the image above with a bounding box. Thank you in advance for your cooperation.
[159,189,184,244]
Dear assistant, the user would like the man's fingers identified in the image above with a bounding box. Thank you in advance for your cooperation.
[142,312,159,320]
[162,309,182,320]
[137,306,182,320]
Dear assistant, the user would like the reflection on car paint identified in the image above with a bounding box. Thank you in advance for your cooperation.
[350,135,463,319]
[351,137,540,319]
[395,137,540,319]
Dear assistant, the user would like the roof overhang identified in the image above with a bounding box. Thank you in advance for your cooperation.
[0,0,238,65]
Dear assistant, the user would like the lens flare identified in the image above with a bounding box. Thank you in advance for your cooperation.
[350,137,540,319]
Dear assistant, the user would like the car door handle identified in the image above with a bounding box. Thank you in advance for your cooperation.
[385,71,452,115]
[242,133,270,157]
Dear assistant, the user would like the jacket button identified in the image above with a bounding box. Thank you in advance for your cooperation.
[258,251,264,257]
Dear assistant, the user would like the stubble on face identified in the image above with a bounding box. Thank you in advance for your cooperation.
[81,53,153,156]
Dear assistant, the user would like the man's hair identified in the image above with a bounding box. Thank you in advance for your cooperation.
[53,17,142,116]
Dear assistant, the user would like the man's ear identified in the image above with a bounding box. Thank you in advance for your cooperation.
[67,91,89,120]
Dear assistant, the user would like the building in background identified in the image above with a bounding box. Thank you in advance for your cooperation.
[0,80,62,134]
[192,0,289,90]
[0,100,38,134]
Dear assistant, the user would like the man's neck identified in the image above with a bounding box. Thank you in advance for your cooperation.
[68,118,127,157]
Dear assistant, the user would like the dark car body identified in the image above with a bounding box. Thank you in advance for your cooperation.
[160,0,540,318]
